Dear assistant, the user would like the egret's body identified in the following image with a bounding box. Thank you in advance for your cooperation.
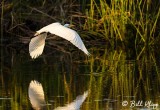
[28,80,88,110]
[29,22,90,59]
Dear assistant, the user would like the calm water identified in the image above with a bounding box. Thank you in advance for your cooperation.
[0,45,160,110]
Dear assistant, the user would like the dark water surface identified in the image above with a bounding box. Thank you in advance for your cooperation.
[0,45,160,110]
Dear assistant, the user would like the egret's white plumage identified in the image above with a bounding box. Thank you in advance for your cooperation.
[29,33,47,59]
[29,22,90,59]
[28,80,46,110]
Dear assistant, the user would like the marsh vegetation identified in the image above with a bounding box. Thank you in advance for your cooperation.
[0,0,160,109]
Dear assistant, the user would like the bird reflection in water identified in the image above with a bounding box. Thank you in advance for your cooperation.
[28,80,88,110]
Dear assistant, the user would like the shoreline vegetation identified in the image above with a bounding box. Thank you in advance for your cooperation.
[1,0,160,58]
[1,1,160,109]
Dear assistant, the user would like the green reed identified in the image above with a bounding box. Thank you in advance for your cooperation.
[2,0,159,52]
[1,1,160,109]
[0,0,4,91]
[84,0,130,41]
[0,45,160,109]
[84,0,160,48]
[87,46,160,109]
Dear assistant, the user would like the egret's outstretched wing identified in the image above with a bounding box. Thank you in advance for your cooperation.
[28,80,46,110]
[37,22,90,55]
[29,33,47,59]
[54,91,88,110]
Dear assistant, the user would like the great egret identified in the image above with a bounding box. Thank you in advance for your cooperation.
[28,80,88,110]
[29,22,90,59]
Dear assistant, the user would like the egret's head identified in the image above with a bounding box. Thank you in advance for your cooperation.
[64,24,75,28]
[64,24,70,27]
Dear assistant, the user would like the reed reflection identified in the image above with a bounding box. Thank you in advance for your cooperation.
[28,80,88,110]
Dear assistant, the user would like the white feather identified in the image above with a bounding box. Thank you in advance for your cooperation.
[29,22,90,59]
[28,80,46,110]
[29,33,47,59]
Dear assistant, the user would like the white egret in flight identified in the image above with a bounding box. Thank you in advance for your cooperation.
[28,80,88,110]
[29,22,90,59]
